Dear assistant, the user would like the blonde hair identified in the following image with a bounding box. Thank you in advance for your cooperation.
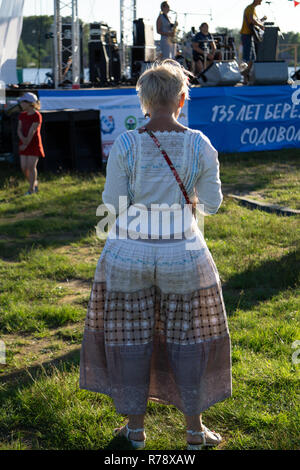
[136,60,190,114]
[31,100,41,111]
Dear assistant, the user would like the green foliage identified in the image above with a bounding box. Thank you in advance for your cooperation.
[17,16,90,69]
[17,39,31,68]
[18,16,54,68]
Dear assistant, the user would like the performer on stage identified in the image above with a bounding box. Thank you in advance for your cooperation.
[240,0,267,83]
[156,2,177,59]
[191,23,222,74]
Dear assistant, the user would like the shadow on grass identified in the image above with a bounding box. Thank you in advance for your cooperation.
[0,184,105,261]
[219,148,300,195]
[0,348,138,451]
[0,348,80,389]
[223,248,299,313]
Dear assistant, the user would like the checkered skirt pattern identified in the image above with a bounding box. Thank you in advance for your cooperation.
[80,237,231,415]
[84,283,228,346]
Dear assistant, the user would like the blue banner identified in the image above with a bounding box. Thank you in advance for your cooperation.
[189,85,300,153]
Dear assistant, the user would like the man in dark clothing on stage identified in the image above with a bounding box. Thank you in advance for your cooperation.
[192,23,221,74]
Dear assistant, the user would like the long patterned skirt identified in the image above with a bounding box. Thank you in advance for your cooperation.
[79,234,232,415]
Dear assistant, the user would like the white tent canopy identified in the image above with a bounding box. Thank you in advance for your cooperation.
[0,0,24,84]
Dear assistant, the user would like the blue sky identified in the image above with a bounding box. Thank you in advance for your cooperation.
[22,0,300,39]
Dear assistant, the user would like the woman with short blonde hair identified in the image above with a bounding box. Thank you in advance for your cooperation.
[136,60,189,114]
[80,60,231,450]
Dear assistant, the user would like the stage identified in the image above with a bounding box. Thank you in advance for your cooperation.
[36,83,300,160]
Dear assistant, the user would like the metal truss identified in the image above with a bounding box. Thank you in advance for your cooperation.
[53,0,80,87]
[120,0,136,77]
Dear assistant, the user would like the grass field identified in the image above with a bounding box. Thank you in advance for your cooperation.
[0,148,299,450]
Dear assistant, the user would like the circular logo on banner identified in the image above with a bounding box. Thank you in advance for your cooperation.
[101,115,115,134]
[125,115,137,130]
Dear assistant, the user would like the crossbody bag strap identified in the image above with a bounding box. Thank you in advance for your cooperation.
[141,127,195,215]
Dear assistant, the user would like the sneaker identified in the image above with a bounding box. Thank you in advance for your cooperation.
[24,191,33,196]
[34,185,39,193]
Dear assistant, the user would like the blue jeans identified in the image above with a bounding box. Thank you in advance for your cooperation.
[241,34,257,62]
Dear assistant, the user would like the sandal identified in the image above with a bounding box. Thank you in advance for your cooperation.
[113,423,146,449]
[186,425,222,450]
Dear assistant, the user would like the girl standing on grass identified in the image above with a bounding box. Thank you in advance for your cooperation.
[17,92,45,195]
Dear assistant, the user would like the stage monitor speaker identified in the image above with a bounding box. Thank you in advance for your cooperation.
[3,113,19,165]
[133,18,154,47]
[249,61,288,85]
[69,110,102,172]
[39,110,102,172]
[88,41,110,84]
[40,111,73,172]
[256,26,279,62]
[0,112,13,154]
[198,60,242,87]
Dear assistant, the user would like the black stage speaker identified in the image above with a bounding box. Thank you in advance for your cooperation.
[105,30,121,83]
[0,112,14,154]
[249,61,288,85]
[256,25,279,62]
[88,41,110,85]
[133,18,155,47]
[69,110,102,172]
[1,112,19,166]
[40,111,73,171]
[39,110,102,172]
[110,47,121,82]
[131,45,156,63]
[132,18,156,69]
[198,60,242,87]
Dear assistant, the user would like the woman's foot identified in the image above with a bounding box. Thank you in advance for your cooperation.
[113,423,146,449]
[186,425,222,449]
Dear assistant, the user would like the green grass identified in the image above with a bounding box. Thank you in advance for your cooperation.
[0,151,299,450]
[220,148,300,210]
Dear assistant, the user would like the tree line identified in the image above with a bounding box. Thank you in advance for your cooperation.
[17,16,90,69]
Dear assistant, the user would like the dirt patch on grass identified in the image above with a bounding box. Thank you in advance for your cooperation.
[0,210,44,225]
[58,278,91,290]
[56,278,91,304]
[54,244,100,264]
[0,325,83,380]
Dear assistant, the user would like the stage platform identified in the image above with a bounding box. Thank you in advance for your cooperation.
[6,83,300,159]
